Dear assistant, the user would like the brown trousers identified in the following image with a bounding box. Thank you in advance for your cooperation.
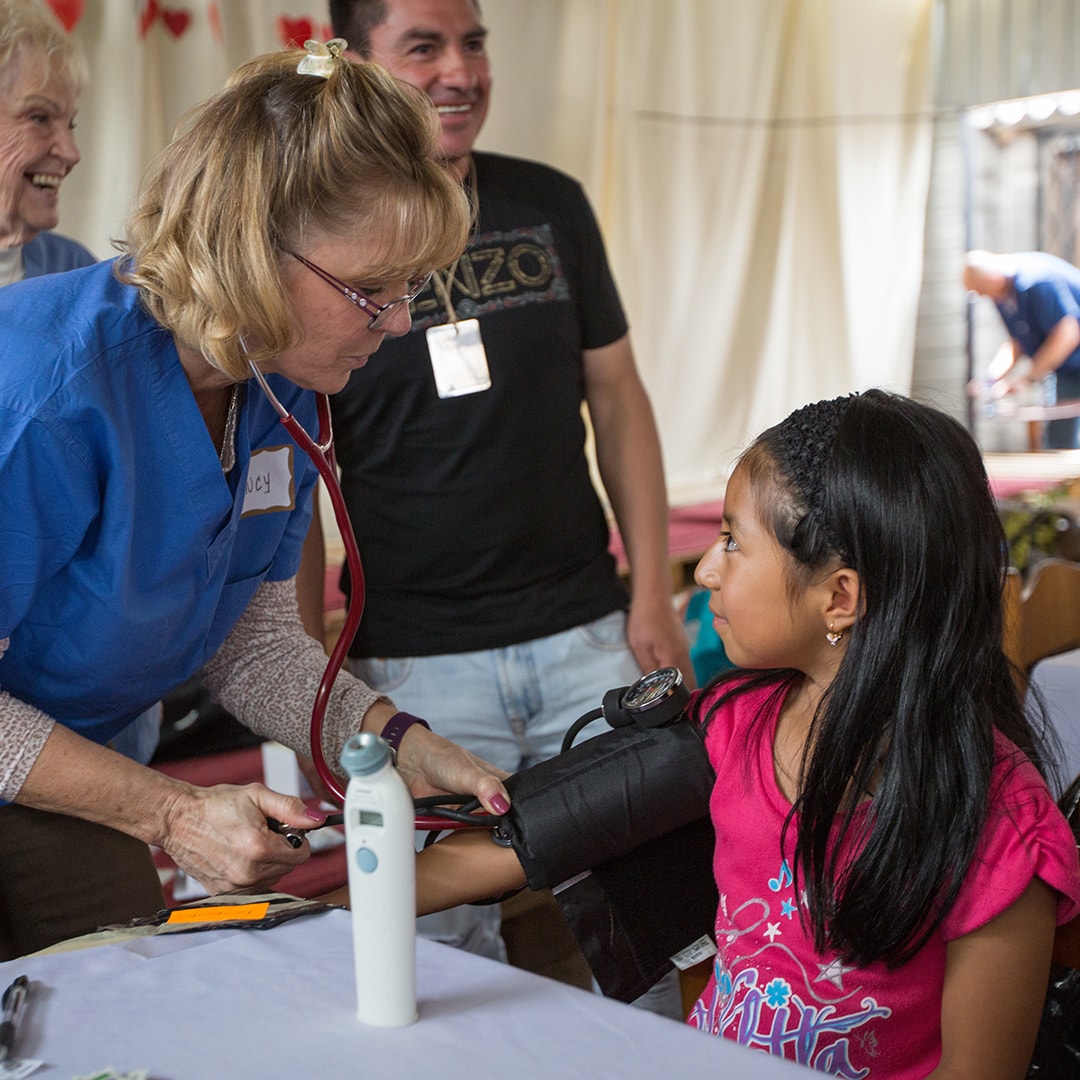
[0,804,165,960]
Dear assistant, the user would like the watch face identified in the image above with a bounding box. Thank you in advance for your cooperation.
[621,666,683,712]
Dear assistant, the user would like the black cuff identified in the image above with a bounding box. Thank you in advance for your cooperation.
[500,718,714,890]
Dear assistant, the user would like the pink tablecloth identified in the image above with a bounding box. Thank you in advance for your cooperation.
[990,476,1062,499]
[607,500,724,573]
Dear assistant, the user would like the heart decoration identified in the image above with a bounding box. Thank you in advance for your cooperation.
[45,0,85,31]
[277,16,313,47]
[207,2,221,43]
[138,2,192,39]
[138,0,159,39]
[277,16,333,48]
[162,8,191,38]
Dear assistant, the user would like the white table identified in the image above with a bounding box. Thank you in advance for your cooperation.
[0,908,809,1079]
[1028,647,1080,794]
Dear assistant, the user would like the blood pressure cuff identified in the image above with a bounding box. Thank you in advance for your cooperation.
[498,717,715,891]
[554,817,718,1003]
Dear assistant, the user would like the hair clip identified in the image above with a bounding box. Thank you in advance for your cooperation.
[296,38,348,78]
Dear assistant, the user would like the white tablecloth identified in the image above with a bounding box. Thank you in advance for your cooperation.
[1028,647,1080,794]
[0,908,810,1078]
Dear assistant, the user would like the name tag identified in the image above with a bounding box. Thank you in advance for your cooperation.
[241,445,296,517]
[426,318,491,398]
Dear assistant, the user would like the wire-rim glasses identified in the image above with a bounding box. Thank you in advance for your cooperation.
[285,249,431,330]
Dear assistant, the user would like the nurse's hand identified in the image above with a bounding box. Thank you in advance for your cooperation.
[389,723,511,816]
[160,782,326,896]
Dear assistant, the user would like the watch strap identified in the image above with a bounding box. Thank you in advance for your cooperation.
[381,711,431,762]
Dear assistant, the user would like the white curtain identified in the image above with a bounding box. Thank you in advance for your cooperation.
[480,0,935,494]
[58,1,333,262]
[52,0,934,500]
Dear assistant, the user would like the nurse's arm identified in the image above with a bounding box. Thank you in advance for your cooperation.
[199,579,510,815]
[5,695,317,895]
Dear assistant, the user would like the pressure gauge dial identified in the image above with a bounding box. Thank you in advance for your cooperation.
[618,666,690,727]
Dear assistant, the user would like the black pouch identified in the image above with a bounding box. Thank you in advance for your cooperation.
[1027,966,1080,1078]
[553,816,718,1002]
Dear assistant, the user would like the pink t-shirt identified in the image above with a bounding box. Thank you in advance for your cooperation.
[687,682,1080,1078]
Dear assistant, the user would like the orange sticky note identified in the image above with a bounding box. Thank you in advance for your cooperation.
[166,902,271,924]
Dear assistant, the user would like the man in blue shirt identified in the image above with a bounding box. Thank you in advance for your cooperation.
[964,250,1080,448]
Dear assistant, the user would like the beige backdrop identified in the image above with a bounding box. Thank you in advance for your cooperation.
[52,0,934,500]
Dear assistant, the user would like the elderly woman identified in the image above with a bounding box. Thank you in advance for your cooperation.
[0,43,508,959]
[0,0,92,281]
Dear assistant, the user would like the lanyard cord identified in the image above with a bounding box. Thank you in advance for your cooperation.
[429,258,462,323]
[428,155,478,325]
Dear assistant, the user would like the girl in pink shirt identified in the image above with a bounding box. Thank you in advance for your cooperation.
[680,389,1080,1077]
[416,389,1080,1078]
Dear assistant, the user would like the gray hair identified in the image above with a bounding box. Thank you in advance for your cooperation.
[0,0,88,97]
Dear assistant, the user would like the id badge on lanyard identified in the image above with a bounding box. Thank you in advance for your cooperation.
[426,318,491,398]
[426,256,491,398]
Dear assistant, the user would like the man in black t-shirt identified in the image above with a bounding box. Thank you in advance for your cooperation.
[303,0,692,1014]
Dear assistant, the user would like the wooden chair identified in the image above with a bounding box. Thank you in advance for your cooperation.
[1003,558,1080,683]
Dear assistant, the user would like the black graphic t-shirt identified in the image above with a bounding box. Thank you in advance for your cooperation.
[332,151,630,656]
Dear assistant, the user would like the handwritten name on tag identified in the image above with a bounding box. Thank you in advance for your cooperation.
[241,445,295,517]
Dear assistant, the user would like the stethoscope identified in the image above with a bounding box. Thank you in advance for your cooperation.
[247,362,500,840]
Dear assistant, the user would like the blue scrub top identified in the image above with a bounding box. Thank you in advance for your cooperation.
[0,260,319,745]
[997,252,1080,375]
[23,230,96,277]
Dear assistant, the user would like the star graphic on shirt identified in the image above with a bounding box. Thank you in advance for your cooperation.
[816,958,856,990]
[764,921,782,942]
[780,899,797,919]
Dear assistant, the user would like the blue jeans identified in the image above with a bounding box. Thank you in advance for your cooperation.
[1045,368,1080,449]
[352,610,640,957]
[350,611,686,1019]
[351,610,641,777]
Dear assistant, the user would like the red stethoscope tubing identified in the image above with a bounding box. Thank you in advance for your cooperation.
[278,395,360,807]
[250,367,482,830]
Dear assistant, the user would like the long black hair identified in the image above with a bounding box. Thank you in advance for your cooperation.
[698,389,1049,967]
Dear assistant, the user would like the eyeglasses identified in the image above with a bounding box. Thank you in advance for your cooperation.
[285,249,431,330]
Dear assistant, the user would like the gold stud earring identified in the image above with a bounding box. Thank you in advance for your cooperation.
[826,624,843,647]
